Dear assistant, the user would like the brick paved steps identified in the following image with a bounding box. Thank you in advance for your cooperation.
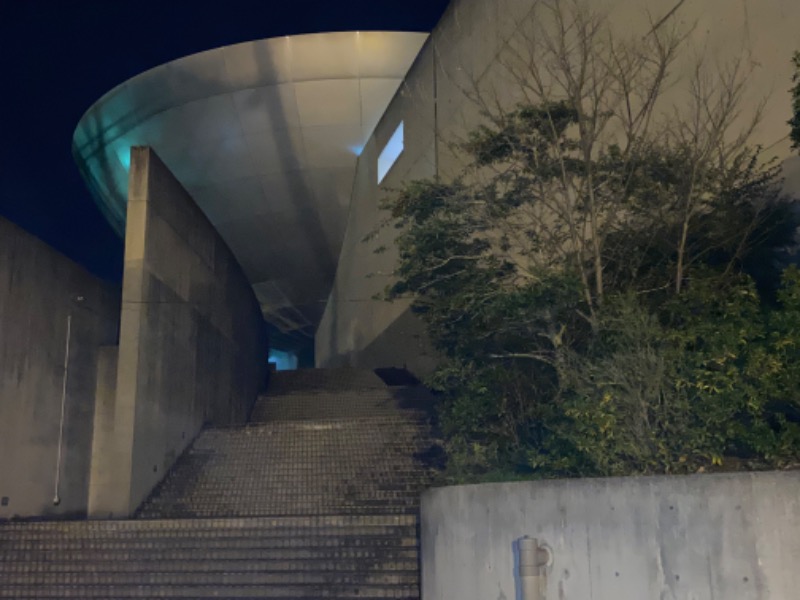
[265,369,389,395]
[0,368,438,599]
[0,532,419,551]
[0,584,420,599]
[2,571,419,586]
[137,414,436,519]
[1,547,420,563]
[0,534,419,552]
[249,393,428,422]
[0,514,418,538]
[0,558,420,575]
[0,516,421,597]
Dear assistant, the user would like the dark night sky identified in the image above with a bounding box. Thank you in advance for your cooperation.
[0,0,450,282]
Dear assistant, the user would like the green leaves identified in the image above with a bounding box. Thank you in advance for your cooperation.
[374,90,799,481]
[790,51,800,151]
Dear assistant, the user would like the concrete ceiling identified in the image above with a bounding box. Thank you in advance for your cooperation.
[73,31,428,337]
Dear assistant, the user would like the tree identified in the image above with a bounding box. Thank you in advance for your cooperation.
[791,51,800,151]
[374,0,800,480]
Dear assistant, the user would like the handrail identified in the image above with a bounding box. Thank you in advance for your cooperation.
[53,314,72,506]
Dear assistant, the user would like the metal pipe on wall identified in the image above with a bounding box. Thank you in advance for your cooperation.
[519,537,551,600]
[53,314,72,506]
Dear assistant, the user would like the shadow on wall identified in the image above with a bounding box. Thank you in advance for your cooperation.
[320,302,438,377]
[0,217,120,520]
[85,147,270,520]
[232,42,339,337]
[75,39,343,340]
[784,156,800,196]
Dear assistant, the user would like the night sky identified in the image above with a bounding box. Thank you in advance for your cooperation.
[0,0,450,282]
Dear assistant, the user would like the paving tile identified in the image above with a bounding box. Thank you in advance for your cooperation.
[0,368,440,599]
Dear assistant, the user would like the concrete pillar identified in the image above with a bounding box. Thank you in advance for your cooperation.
[87,346,121,519]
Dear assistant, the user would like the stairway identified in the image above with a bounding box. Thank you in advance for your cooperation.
[0,368,440,599]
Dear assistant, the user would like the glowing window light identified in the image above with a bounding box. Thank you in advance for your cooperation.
[115,144,131,171]
[378,121,404,183]
[269,349,298,371]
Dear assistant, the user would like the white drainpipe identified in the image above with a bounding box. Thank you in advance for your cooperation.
[519,537,552,600]
[53,314,72,506]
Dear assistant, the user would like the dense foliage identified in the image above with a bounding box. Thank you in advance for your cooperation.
[791,51,800,151]
[375,3,800,481]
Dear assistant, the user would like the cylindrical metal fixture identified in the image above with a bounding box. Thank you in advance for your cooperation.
[519,536,551,600]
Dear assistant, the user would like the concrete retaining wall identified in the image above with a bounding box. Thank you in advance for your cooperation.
[421,472,800,600]
[89,147,269,518]
[0,217,120,520]
[316,0,800,373]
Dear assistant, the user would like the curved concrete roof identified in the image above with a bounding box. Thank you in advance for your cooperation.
[73,31,427,337]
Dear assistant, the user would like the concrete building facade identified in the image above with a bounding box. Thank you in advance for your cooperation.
[72,0,800,374]
[0,218,119,520]
[317,0,800,372]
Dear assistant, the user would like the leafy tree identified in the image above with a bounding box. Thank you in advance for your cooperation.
[791,51,800,151]
[373,0,800,481]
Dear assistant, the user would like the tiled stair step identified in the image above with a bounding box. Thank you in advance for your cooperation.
[0,518,416,537]
[211,418,432,434]
[0,533,419,551]
[0,540,419,568]
[135,506,421,518]
[146,475,430,488]
[136,501,428,518]
[155,464,432,475]
[137,420,438,519]
[1,544,417,560]
[249,398,427,423]
[0,546,419,563]
[160,465,429,474]
[217,417,430,428]
[0,583,420,598]
[0,514,416,531]
[2,570,419,585]
[265,369,389,395]
[161,478,428,487]
[138,496,424,511]
[165,426,434,457]
[156,492,425,501]
[136,508,419,520]
[136,502,423,516]
[137,481,430,499]
[137,480,432,494]
[137,494,425,504]
[1,535,416,551]
[0,524,416,541]
[0,557,420,574]
[143,485,428,496]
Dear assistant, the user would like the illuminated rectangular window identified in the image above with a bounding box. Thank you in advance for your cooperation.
[378,121,404,183]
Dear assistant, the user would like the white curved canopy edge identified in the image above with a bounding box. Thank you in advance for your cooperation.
[73,31,428,336]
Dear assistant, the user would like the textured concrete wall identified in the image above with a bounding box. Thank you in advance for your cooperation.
[316,0,800,372]
[86,346,119,518]
[315,38,440,374]
[0,217,120,520]
[421,472,800,600]
[91,147,269,518]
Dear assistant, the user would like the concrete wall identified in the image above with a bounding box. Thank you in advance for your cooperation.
[421,472,800,600]
[0,217,120,520]
[316,0,800,373]
[89,147,269,518]
[86,346,119,517]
